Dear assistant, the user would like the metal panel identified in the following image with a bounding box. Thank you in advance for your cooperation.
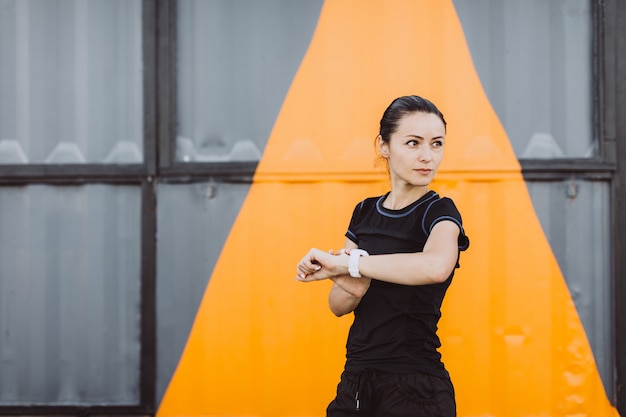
[453,0,613,399]
[0,0,143,164]
[0,184,142,405]
[525,179,612,392]
[155,0,324,404]
[156,181,252,401]
[453,0,594,158]
[175,0,324,163]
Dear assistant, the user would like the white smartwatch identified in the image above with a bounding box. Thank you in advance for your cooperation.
[348,249,369,278]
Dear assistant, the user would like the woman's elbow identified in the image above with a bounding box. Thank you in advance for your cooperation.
[429,271,452,284]
[328,295,359,317]
[330,306,349,317]
[329,301,354,317]
[426,262,456,284]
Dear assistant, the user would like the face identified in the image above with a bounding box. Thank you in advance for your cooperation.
[377,111,446,188]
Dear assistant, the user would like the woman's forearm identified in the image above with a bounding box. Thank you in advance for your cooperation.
[357,252,455,285]
[335,222,461,285]
[328,278,368,316]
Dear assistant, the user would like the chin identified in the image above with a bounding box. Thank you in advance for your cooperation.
[409,181,432,188]
[411,176,434,186]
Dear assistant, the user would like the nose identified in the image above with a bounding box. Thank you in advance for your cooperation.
[418,145,432,162]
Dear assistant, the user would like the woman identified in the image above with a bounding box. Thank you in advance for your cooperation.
[295,95,470,416]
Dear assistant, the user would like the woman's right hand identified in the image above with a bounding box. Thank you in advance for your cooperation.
[295,248,350,282]
[295,240,371,316]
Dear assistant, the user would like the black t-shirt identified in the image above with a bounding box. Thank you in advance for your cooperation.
[344,190,470,377]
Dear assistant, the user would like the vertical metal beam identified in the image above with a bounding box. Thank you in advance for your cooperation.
[144,0,158,178]
[606,0,626,412]
[141,0,158,412]
[140,179,157,412]
[157,0,176,170]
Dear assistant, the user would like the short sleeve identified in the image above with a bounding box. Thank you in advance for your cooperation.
[422,197,470,251]
[345,200,365,245]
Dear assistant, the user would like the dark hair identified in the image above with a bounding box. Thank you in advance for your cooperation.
[378,95,447,144]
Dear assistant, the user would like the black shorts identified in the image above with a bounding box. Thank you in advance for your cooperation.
[326,369,456,417]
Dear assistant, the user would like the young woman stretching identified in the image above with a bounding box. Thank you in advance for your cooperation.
[295,95,470,417]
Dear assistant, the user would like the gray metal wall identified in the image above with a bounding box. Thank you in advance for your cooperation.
[0,0,613,408]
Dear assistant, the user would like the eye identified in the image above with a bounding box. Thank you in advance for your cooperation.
[432,140,444,148]
[407,139,418,147]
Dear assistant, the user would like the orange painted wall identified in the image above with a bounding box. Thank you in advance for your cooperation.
[156,0,618,416]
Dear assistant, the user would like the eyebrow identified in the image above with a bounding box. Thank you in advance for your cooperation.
[405,134,445,140]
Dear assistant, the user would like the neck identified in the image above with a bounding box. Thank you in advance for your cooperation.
[384,186,431,210]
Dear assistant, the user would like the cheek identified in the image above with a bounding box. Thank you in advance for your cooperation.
[427,148,443,163]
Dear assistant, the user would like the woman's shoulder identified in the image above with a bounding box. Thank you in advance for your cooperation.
[354,193,388,210]
[424,194,462,217]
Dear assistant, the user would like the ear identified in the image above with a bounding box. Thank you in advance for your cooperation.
[377,135,389,158]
